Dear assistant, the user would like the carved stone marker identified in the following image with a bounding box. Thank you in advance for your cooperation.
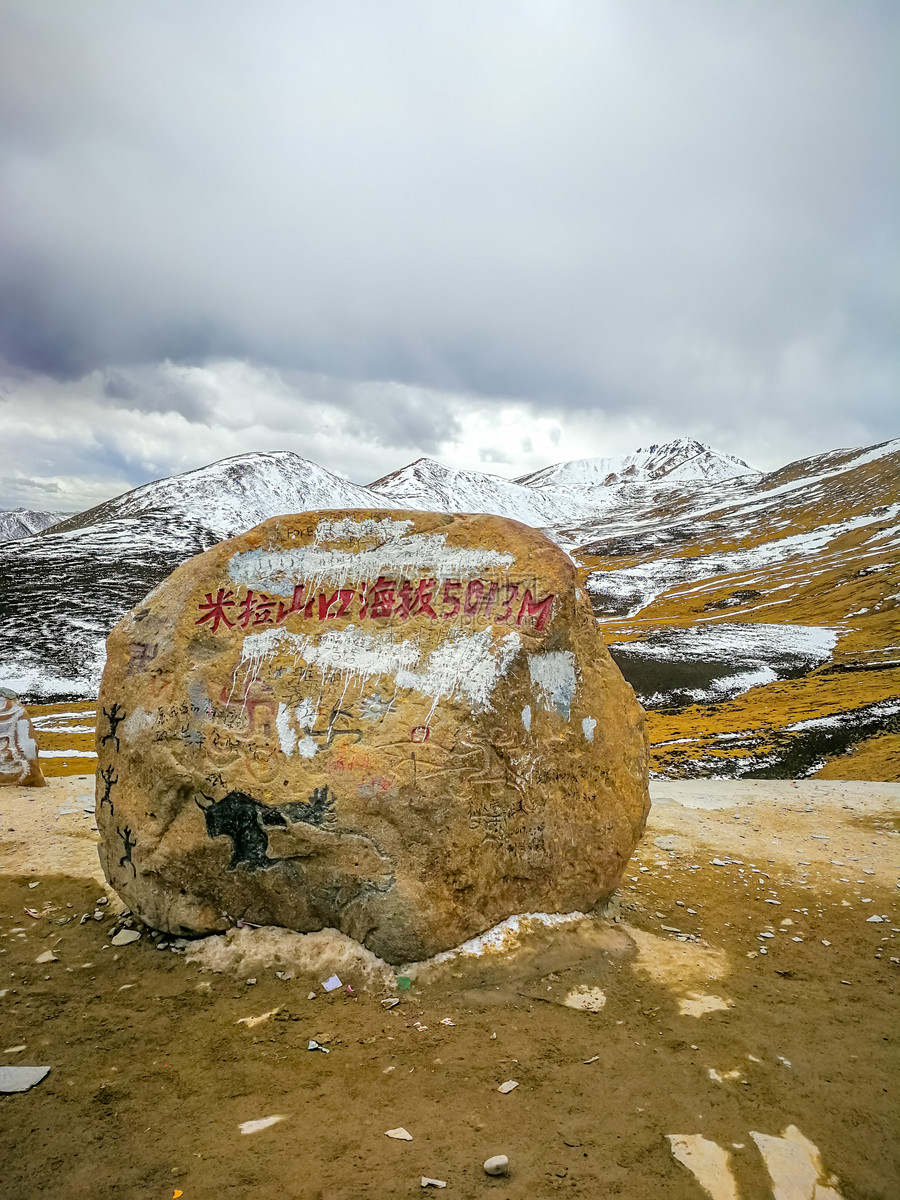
[0,689,46,788]
[96,510,649,962]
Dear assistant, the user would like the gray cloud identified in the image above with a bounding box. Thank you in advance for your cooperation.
[0,0,897,485]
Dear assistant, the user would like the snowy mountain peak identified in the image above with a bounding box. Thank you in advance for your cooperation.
[0,508,69,544]
[51,450,381,541]
[517,439,758,489]
[368,457,583,525]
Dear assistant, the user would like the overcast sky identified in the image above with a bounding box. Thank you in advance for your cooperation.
[0,1,897,511]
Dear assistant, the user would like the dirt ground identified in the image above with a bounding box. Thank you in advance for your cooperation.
[0,776,897,1200]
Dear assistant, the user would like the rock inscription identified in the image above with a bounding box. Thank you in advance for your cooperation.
[96,510,649,961]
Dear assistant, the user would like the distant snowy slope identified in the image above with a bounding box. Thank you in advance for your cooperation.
[0,451,389,699]
[518,437,758,489]
[51,450,381,541]
[368,457,597,524]
[0,509,68,542]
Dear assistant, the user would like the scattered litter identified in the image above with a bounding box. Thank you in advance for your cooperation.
[440,1018,455,1026]
[381,998,400,1009]
[420,1178,447,1189]
[321,974,342,992]
[239,1115,285,1135]
[307,1040,329,1053]
[111,930,141,947]
[385,1127,413,1140]
[24,908,40,919]
[237,1007,281,1029]
[28,881,39,889]
[308,992,316,1000]
[563,986,606,1012]
[822,940,832,946]
[708,1067,742,1084]
[413,1022,428,1032]
[396,976,412,990]
[497,1080,519,1094]
[777,1055,792,1068]
[583,1055,599,1064]
[0,1066,50,1093]
[483,1155,509,1176]
[3,1046,26,1054]
[34,950,57,964]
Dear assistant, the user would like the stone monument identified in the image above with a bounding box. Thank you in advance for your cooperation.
[0,688,46,788]
[96,510,649,961]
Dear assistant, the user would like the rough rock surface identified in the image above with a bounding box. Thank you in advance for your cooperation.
[96,510,649,961]
[0,690,46,787]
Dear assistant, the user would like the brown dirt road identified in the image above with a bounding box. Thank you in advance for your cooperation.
[0,777,897,1199]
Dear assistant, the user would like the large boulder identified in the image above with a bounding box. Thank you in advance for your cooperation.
[96,510,649,962]
[0,689,46,787]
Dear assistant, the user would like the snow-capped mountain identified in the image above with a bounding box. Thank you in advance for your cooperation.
[367,457,596,525]
[0,452,385,699]
[517,437,757,489]
[52,450,380,542]
[0,508,68,543]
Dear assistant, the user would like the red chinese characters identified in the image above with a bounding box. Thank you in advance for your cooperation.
[196,578,555,632]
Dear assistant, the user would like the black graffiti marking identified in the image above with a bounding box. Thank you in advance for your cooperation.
[101,703,126,753]
[198,787,337,870]
[98,764,118,813]
[118,825,136,877]
[280,787,334,827]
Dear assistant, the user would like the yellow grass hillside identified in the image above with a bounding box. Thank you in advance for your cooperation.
[571,439,900,780]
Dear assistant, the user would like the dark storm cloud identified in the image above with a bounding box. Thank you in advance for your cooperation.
[0,0,897,453]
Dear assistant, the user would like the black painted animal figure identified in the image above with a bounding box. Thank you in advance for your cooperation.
[198,787,335,870]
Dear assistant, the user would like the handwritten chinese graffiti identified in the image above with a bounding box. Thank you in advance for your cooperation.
[196,578,555,634]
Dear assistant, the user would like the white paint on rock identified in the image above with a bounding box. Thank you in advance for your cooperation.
[582,716,596,742]
[241,625,522,719]
[528,650,577,719]
[122,707,155,743]
[667,1134,738,1200]
[750,1127,844,1200]
[229,523,515,595]
[521,704,531,732]
[275,701,322,759]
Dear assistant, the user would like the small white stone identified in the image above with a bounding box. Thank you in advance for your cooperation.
[420,1178,447,1189]
[34,950,57,964]
[866,915,884,923]
[483,1155,509,1176]
[385,1127,413,1140]
[497,1080,519,1094]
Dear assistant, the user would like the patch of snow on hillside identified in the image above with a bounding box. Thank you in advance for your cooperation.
[614,623,837,664]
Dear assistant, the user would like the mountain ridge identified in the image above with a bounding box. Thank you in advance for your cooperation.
[1,435,897,780]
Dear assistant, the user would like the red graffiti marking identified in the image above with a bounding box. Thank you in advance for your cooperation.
[410,726,431,743]
[237,589,276,629]
[196,578,555,632]
[394,578,438,620]
[196,588,236,632]
[516,589,554,632]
